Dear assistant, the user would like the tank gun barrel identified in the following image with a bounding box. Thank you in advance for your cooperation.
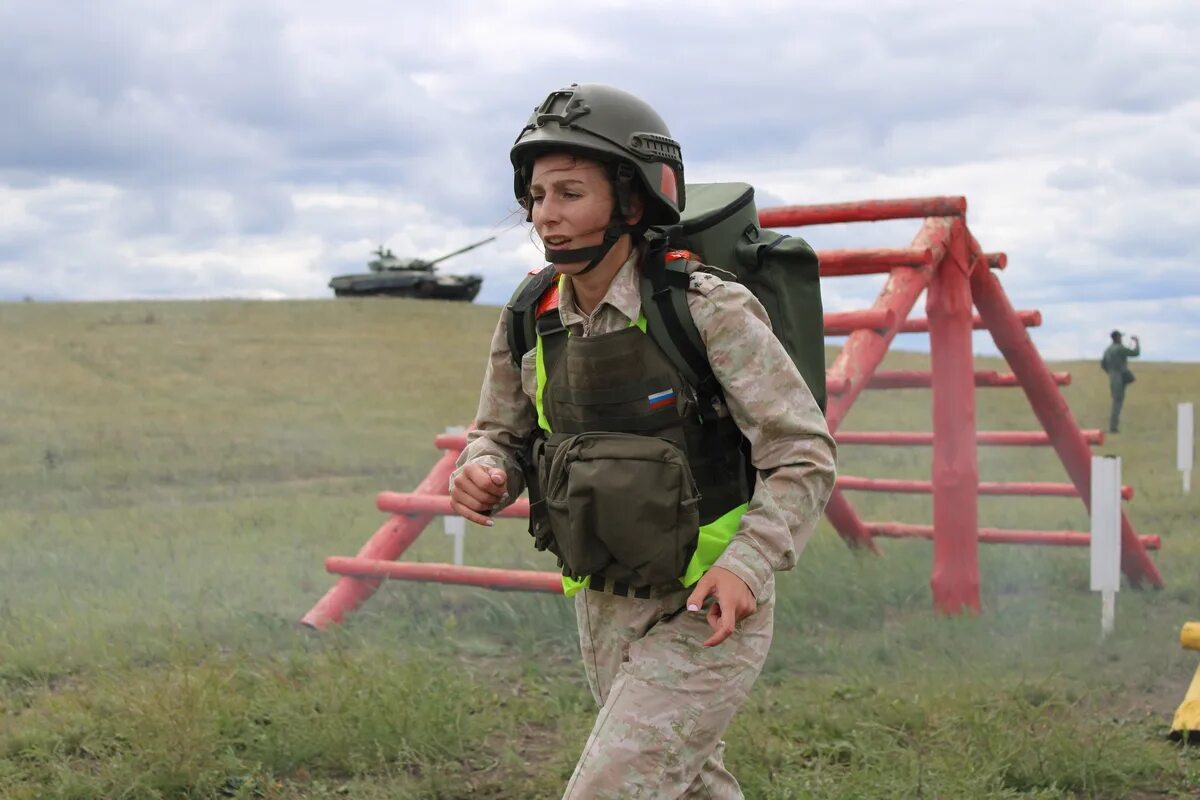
[428,235,497,266]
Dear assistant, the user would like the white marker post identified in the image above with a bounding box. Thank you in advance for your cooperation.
[444,426,467,566]
[1179,402,1194,495]
[1090,455,1122,638]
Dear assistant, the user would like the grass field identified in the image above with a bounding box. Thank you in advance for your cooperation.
[1,296,1197,799]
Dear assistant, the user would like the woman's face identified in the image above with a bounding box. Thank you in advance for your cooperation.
[528,153,621,273]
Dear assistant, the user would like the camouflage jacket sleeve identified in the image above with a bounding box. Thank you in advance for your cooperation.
[687,271,838,603]
[452,309,536,507]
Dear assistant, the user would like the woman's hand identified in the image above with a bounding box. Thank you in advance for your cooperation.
[449,464,507,526]
[685,566,757,647]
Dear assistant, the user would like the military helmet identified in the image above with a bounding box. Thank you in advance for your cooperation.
[510,83,685,226]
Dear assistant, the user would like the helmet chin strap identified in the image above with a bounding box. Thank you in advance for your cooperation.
[544,220,634,275]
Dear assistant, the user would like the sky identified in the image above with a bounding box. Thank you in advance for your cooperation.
[1,0,1197,361]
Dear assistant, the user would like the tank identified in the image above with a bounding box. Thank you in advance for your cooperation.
[328,236,494,301]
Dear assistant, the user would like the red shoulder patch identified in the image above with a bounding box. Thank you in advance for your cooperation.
[665,249,696,262]
[535,282,560,317]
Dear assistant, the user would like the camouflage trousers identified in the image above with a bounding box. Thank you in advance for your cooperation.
[562,576,775,799]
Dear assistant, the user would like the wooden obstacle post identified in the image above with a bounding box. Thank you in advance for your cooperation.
[925,220,981,613]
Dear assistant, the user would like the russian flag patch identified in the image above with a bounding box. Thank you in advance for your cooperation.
[647,389,676,410]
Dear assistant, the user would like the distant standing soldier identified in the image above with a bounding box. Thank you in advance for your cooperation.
[1101,330,1140,434]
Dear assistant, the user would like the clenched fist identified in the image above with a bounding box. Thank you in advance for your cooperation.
[449,464,508,526]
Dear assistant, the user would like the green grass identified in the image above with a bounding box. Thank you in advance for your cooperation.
[0,297,1197,798]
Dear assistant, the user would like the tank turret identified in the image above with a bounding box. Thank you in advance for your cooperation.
[366,246,410,272]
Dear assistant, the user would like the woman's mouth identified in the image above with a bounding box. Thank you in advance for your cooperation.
[543,236,571,250]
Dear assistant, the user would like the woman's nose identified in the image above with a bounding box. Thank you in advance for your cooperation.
[534,197,560,227]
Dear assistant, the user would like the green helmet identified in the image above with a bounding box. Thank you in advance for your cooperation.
[511,83,685,226]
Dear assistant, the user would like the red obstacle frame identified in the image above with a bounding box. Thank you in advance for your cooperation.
[301,195,1163,628]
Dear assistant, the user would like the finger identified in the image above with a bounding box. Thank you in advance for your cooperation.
[449,498,494,527]
[686,578,714,613]
[701,602,723,646]
[703,607,737,647]
[453,475,505,506]
[475,469,507,497]
[707,601,722,630]
[462,464,504,490]
[450,482,502,516]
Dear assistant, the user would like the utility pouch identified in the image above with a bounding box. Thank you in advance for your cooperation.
[1122,368,1136,385]
[542,431,701,586]
[519,434,559,558]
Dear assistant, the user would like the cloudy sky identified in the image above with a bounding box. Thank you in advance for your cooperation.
[2,0,1197,360]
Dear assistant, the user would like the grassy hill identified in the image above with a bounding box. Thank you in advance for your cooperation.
[1,297,1197,798]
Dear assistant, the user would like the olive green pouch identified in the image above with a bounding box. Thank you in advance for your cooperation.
[522,435,560,558]
[542,431,700,585]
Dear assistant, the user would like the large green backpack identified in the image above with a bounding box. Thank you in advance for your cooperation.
[506,181,826,413]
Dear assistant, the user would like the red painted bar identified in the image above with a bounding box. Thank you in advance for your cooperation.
[817,248,931,276]
[899,310,1041,333]
[327,558,564,593]
[926,220,981,614]
[824,488,881,553]
[833,430,1106,446]
[837,476,1133,500]
[865,522,1160,550]
[825,217,954,432]
[378,491,532,518]
[435,429,1107,452]
[434,432,467,451]
[382,478,1136,512]
[966,232,1007,273]
[301,448,461,629]
[759,196,966,228]
[863,370,1070,390]
[971,267,1163,587]
[824,308,895,335]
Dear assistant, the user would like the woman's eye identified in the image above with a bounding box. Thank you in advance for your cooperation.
[529,195,544,204]
[562,191,581,200]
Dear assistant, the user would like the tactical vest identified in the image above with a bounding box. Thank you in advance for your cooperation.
[521,273,752,596]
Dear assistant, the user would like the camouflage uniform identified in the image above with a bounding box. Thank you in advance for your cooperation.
[1101,338,1140,433]
[456,249,836,798]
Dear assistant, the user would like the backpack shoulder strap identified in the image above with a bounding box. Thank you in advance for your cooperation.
[639,238,723,419]
[505,265,558,367]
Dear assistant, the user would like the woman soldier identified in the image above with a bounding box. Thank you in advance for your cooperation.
[449,83,836,799]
